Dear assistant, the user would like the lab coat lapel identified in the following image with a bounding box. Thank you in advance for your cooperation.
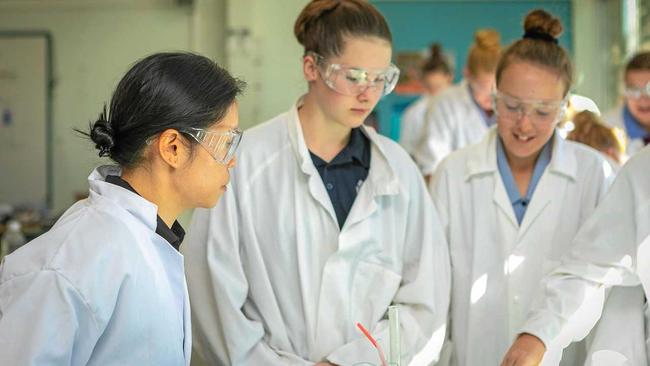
[517,176,552,239]
[493,177,519,230]
[465,129,519,232]
[519,134,576,238]
[481,132,519,230]
[342,126,399,232]
[286,103,339,228]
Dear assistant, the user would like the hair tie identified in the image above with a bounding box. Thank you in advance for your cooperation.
[98,145,112,157]
[523,30,558,44]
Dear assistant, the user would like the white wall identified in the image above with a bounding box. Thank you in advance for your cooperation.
[0,0,310,213]
[0,0,205,212]
[572,0,624,112]
[226,0,308,129]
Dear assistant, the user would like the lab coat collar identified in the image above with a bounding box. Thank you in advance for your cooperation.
[87,165,159,232]
[465,128,576,182]
[286,98,400,197]
[465,127,499,179]
[546,131,578,181]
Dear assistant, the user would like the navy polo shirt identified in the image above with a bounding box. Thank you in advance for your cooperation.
[310,128,371,229]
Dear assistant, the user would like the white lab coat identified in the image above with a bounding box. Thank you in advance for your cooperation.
[400,95,432,156]
[523,146,650,366]
[0,165,191,366]
[414,81,489,176]
[429,128,644,366]
[182,101,452,366]
[603,106,646,156]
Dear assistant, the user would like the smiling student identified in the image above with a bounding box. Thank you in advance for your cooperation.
[428,9,644,366]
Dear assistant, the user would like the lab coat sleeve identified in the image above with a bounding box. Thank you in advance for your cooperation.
[326,168,452,366]
[0,270,101,365]
[413,100,454,176]
[520,164,643,350]
[400,101,424,156]
[182,188,313,366]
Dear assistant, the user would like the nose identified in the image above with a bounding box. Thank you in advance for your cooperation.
[356,86,375,102]
[515,108,535,130]
[227,156,237,169]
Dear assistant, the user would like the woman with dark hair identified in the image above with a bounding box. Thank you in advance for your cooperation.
[182,1,451,365]
[0,52,244,365]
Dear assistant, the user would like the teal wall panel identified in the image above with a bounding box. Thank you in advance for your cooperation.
[371,0,572,140]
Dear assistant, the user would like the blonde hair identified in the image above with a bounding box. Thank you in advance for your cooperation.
[467,29,501,77]
[567,111,626,161]
[496,9,573,95]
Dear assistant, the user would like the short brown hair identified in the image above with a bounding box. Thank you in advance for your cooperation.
[625,51,650,75]
[467,29,501,76]
[294,0,392,58]
[496,9,573,95]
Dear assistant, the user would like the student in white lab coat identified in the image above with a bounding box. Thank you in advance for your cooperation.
[0,52,244,366]
[602,51,650,156]
[502,146,650,366]
[429,10,645,366]
[414,29,502,177]
[400,43,454,156]
[182,1,452,365]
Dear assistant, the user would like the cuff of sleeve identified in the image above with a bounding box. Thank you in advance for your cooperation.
[518,311,562,351]
[327,336,387,366]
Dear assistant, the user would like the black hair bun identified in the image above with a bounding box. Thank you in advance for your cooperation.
[90,108,114,157]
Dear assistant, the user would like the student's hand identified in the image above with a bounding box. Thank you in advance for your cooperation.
[500,333,546,366]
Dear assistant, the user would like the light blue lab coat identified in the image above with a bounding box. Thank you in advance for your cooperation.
[0,165,191,366]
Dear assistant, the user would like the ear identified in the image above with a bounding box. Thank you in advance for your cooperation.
[156,129,190,168]
[462,67,470,80]
[303,54,319,82]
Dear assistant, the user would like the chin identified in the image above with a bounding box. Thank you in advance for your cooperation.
[347,115,369,128]
[201,194,222,209]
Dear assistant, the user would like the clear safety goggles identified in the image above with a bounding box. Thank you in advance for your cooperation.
[492,90,568,125]
[309,52,400,97]
[181,127,242,164]
[623,81,650,99]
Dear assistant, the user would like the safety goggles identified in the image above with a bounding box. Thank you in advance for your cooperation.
[181,127,242,164]
[492,90,567,125]
[309,52,400,97]
[623,81,650,99]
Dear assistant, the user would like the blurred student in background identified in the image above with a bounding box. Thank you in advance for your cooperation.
[400,43,454,156]
[414,29,501,178]
[603,50,650,156]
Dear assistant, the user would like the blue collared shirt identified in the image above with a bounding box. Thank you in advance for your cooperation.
[623,105,650,142]
[467,83,496,127]
[310,128,371,228]
[496,136,553,225]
